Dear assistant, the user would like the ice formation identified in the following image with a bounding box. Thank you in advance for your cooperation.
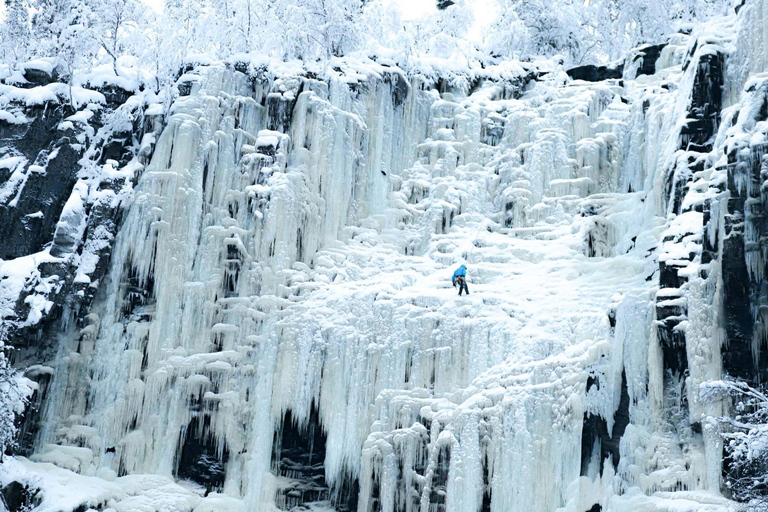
[2,2,768,511]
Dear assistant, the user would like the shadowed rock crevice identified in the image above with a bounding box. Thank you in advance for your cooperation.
[272,406,359,511]
[177,415,229,493]
[580,371,630,476]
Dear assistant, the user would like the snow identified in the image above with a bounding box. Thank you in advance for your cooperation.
[2,2,765,510]
[0,109,27,124]
[22,58,56,76]
[5,43,738,512]
[0,82,105,108]
[0,457,203,512]
[77,64,141,94]
[66,109,95,124]
[0,251,63,322]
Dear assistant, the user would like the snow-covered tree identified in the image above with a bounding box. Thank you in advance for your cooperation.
[359,0,408,59]
[87,0,143,75]
[28,0,100,94]
[272,0,364,62]
[515,0,584,60]
[484,0,588,62]
[0,0,32,68]
[428,0,474,58]
[0,354,28,458]
[0,0,736,90]
[208,0,266,55]
[486,0,731,63]
[484,1,526,60]
[30,0,72,56]
[163,0,206,57]
[702,379,768,508]
[57,3,100,102]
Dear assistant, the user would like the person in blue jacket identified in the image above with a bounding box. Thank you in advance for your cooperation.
[452,264,469,296]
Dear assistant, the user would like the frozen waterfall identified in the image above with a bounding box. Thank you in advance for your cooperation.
[2,3,768,511]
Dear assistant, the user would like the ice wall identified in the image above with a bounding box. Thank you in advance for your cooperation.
[0,62,165,459]
[3,5,767,512]
[25,62,443,508]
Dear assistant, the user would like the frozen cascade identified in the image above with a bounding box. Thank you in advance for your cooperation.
[3,4,768,511]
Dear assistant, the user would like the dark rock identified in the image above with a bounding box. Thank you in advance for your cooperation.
[585,217,612,257]
[657,256,689,378]
[657,316,688,376]
[580,371,630,475]
[272,406,358,511]
[273,410,326,507]
[652,43,728,391]
[679,51,724,153]
[1,481,39,511]
[385,69,410,108]
[482,114,505,147]
[1,88,160,456]
[12,369,52,457]
[99,135,134,167]
[721,143,768,383]
[177,415,228,493]
[566,64,623,82]
[627,44,667,78]
[428,444,450,511]
[701,196,720,264]
[273,409,327,508]
[266,91,299,134]
[0,104,80,260]
[1,141,80,260]
[94,84,133,106]
[21,67,59,87]
[480,458,492,512]
[436,0,455,9]
[177,76,198,97]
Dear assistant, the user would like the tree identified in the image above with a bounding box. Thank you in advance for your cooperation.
[0,0,32,68]
[56,1,100,104]
[485,0,586,63]
[484,1,526,60]
[429,0,474,58]
[0,354,28,458]
[272,0,364,62]
[701,379,768,509]
[514,0,584,61]
[30,0,73,56]
[88,0,143,76]
[486,0,731,64]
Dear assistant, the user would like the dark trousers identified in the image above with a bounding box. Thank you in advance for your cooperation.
[456,276,469,296]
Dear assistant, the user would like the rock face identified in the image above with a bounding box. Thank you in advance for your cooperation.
[0,67,163,457]
[0,104,80,260]
[2,4,768,511]
[625,43,668,79]
[177,415,229,492]
[1,480,39,511]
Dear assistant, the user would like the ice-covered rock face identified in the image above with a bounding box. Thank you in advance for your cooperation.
[0,65,162,369]
[3,5,768,511]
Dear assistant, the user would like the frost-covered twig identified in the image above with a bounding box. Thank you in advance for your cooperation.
[0,354,30,459]
[701,378,768,504]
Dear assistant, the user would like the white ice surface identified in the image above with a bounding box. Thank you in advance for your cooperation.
[4,13,762,511]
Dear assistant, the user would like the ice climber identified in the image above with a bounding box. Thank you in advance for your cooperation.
[452,264,470,296]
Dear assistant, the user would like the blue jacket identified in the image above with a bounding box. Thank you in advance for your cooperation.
[452,265,467,285]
